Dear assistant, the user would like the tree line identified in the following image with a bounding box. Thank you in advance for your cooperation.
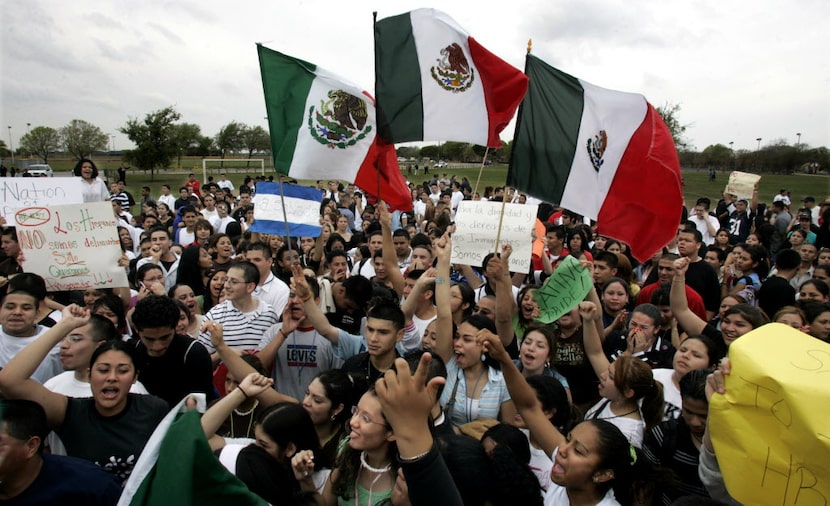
[4,104,825,176]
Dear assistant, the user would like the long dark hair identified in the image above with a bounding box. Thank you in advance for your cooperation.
[331,389,398,504]
[176,245,208,296]
[587,419,672,504]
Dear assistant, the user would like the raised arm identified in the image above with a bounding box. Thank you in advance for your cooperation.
[0,305,93,428]
[379,201,405,296]
[290,264,340,343]
[201,372,274,439]
[577,301,612,379]
[401,268,436,325]
[491,245,517,348]
[477,329,564,456]
[431,234,455,365]
[670,258,707,336]
[204,320,297,407]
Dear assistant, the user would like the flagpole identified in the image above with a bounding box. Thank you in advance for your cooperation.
[276,176,294,256]
[471,146,490,199]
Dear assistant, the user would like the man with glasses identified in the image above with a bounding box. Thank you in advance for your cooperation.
[603,303,674,369]
[198,262,279,365]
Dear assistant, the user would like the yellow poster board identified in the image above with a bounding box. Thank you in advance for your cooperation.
[710,323,830,505]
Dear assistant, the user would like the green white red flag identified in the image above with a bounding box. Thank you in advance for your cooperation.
[507,54,683,261]
[257,44,412,211]
[374,8,528,147]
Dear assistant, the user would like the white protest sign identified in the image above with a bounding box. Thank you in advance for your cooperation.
[0,177,85,222]
[16,202,129,291]
[725,171,762,200]
[451,200,538,272]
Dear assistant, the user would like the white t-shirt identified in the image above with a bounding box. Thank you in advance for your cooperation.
[584,400,645,448]
[0,326,61,384]
[652,368,681,421]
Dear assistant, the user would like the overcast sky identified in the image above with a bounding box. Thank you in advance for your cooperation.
[1,0,827,155]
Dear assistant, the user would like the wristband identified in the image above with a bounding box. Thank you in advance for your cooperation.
[238,387,250,399]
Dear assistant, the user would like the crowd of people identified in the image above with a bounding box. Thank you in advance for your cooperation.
[0,158,827,505]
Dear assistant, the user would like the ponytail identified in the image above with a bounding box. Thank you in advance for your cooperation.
[612,356,664,431]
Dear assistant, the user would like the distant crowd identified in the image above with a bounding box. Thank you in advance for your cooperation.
[0,157,827,505]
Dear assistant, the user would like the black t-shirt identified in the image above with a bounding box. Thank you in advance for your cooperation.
[342,351,398,384]
[552,326,599,407]
[326,310,364,336]
[57,394,168,484]
[1,454,122,506]
[684,259,721,314]
[758,275,796,320]
[131,334,216,408]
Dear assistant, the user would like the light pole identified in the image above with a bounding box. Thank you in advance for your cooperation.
[756,138,762,150]
[25,123,31,159]
[7,126,14,166]
[796,132,801,148]
[728,142,734,171]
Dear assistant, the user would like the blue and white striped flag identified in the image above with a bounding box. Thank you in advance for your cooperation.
[250,182,323,237]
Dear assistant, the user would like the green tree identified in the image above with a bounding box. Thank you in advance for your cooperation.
[119,106,181,180]
[441,141,468,161]
[60,119,109,160]
[170,123,202,168]
[396,146,420,159]
[240,125,270,158]
[19,126,61,163]
[656,102,690,151]
[0,140,11,159]
[701,144,733,169]
[419,145,439,159]
[214,122,244,160]
[192,135,215,156]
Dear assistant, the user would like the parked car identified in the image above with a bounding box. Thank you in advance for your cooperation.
[435,160,448,168]
[26,164,54,177]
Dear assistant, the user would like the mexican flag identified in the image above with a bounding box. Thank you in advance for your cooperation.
[258,44,412,212]
[374,8,528,147]
[119,408,266,505]
[507,54,682,261]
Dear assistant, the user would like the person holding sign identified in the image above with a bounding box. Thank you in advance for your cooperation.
[431,234,515,428]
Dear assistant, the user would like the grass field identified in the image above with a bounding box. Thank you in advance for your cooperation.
[35,155,829,209]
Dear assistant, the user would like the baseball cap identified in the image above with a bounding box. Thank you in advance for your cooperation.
[802,196,815,203]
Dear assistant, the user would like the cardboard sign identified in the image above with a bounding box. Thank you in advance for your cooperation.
[532,256,593,323]
[710,323,830,505]
[451,200,537,272]
[0,177,84,222]
[724,171,762,200]
[16,202,129,291]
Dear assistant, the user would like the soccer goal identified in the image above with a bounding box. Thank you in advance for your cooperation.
[201,158,266,183]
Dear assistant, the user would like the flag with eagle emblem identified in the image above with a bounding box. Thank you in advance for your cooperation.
[257,44,411,211]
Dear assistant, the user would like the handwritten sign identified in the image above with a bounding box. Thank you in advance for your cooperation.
[710,323,830,505]
[0,177,84,222]
[724,171,762,200]
[532,256,592,323]
[16,202,129,291]
[451,201,538,272]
